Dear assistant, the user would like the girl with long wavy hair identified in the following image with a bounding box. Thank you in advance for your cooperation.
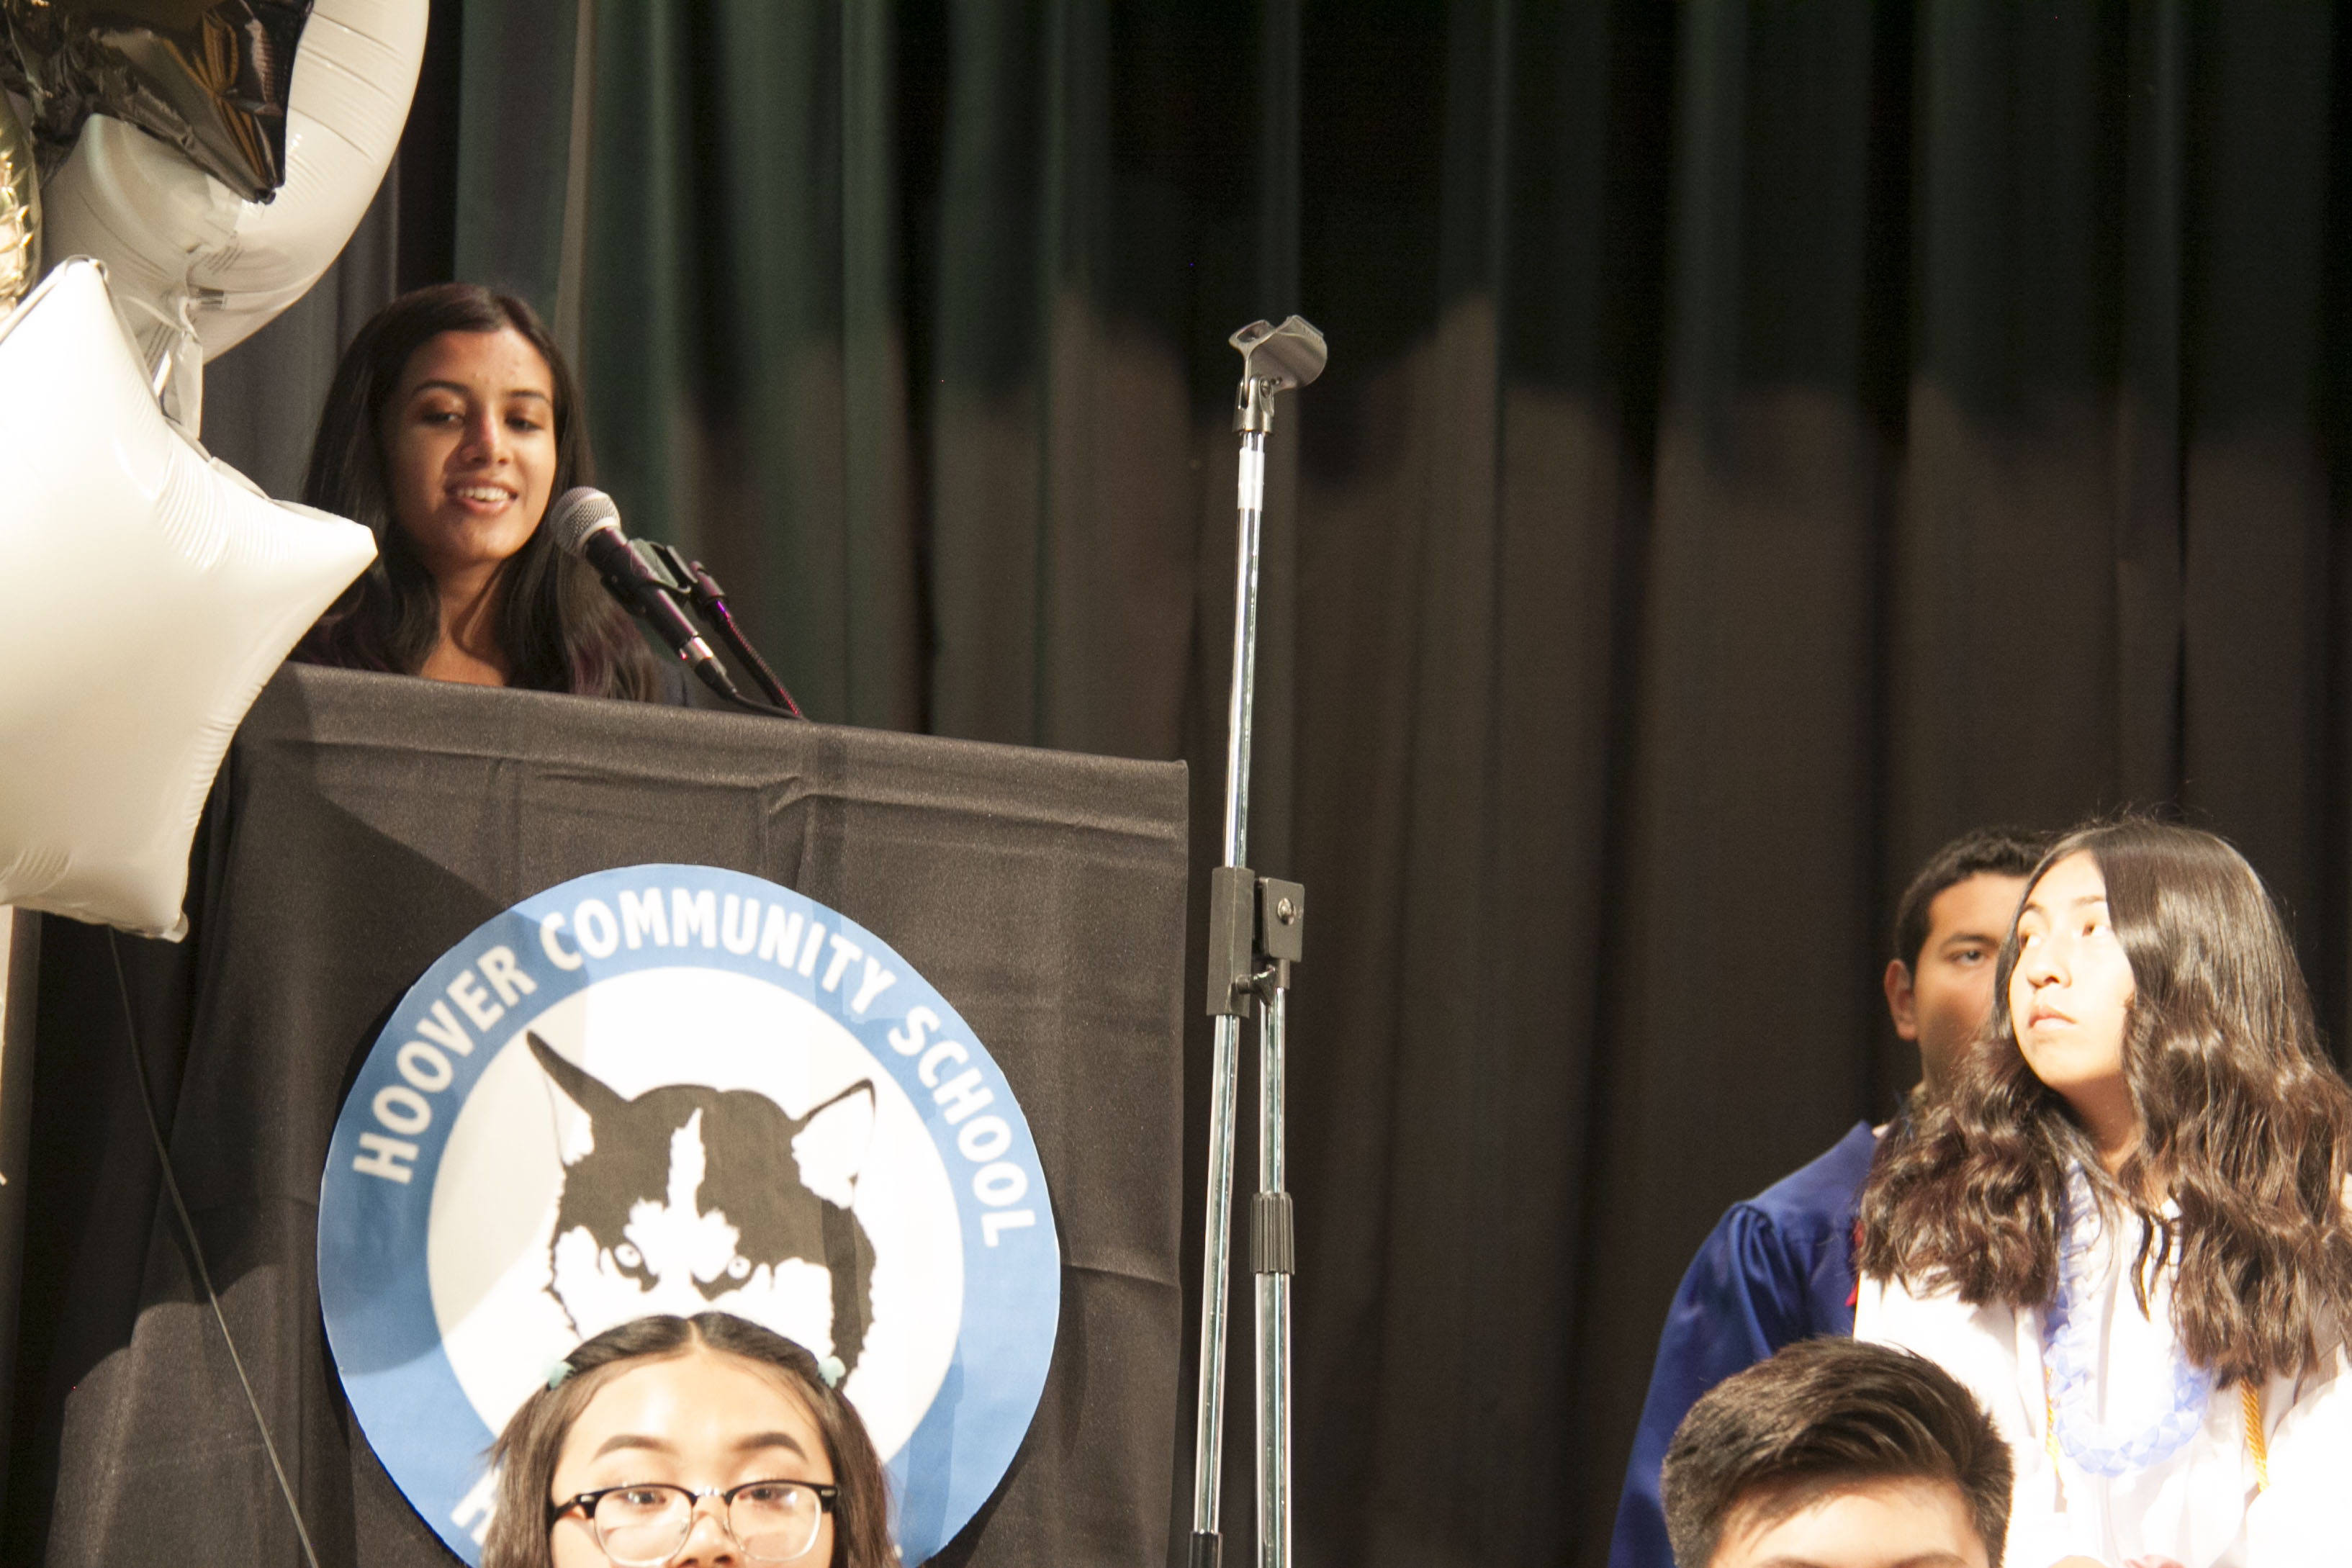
[1855,819,2352,1567]
[293,283,667,698]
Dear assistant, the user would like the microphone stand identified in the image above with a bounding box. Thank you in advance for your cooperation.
[1190,315,1325,1568]
[628,541,806,719]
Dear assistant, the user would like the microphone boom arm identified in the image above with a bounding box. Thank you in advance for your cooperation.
[639,541,806,719]
[545,486,802,720]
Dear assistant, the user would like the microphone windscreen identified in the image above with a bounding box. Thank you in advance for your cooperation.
[546,487,621,557]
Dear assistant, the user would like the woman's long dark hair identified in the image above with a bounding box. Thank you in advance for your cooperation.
[482,1312,894,1568]
[292,283,661,698]
[1857,819,2352,1383]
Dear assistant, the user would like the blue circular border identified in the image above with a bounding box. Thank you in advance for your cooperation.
[318,864,1060,1565]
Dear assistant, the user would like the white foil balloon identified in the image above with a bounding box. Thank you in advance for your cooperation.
[0,259,377,938]
[32,113,236,428]
[33,0,427,431]
[189,0,430,358]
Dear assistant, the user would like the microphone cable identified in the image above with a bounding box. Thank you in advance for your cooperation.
[107,929,324,1568]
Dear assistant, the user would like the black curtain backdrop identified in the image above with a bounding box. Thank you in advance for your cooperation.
[189,4,2352,1564]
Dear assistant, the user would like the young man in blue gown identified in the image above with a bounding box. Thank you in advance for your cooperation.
[1607,828,2045,1568]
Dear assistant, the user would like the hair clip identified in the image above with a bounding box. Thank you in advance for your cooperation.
[545,1359,575,1391]
[818,1355,846,1389]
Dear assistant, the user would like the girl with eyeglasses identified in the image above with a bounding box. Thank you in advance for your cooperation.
[482,1312,894,1568]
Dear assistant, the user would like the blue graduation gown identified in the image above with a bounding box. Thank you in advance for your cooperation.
[1606,1120,1880,1568]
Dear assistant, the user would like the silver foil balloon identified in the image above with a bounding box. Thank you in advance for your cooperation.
[0,89,34,310]
[0,0,312,202]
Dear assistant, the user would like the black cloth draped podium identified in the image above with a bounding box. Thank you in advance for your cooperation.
[3,663,1188,1567]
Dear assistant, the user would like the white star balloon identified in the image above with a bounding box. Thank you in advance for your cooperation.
[0,258,376,937]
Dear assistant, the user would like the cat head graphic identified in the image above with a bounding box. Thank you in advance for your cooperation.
[524,1032,880,1375]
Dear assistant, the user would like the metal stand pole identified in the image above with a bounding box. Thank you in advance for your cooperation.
[1253,986,1292,1568]
[1189,426,1261,1568]
[0,905,37,1516]
[1189,317,1323,1568]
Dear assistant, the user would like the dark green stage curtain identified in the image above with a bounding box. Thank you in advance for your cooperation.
[194,1,2352,1563]
[575,1,917,729]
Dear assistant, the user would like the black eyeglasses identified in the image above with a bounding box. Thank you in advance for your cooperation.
[549,1479,839,1565]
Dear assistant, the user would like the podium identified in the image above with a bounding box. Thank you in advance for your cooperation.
[2,664,1189,1567]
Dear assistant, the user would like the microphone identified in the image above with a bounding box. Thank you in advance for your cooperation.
[546,487,739,700]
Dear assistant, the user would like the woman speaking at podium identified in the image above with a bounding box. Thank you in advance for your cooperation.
[294,284,669,699]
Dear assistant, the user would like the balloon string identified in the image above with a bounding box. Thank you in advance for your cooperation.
[108,929,324,1568]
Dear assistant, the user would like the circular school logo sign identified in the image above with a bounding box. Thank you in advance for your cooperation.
[318,865,1058,1565]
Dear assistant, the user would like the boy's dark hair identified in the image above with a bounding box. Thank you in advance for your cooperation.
[1891,826,2048,970]
[1660,1338,2010,1568]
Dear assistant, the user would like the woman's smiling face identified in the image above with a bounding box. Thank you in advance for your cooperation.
[2009,851,2138,1129]
[380,326,557,588]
